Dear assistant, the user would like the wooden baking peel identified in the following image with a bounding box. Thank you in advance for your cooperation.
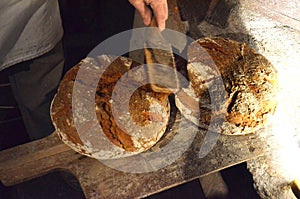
[144,17,179,94]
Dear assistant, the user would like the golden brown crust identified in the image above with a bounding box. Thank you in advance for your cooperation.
[94,57,137,151]
[50,66,83,146]
[51,56,170,158]
[178,37,278,135]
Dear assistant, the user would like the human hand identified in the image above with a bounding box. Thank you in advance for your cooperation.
[128,0,168,31]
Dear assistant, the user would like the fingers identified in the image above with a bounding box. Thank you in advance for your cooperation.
[129,0,168,31]
[128,0,152,26]
[150,0,168,31]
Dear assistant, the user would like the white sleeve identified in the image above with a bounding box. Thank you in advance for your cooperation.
[0,0,63,70]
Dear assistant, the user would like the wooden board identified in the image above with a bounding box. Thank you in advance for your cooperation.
[0,105,266,198]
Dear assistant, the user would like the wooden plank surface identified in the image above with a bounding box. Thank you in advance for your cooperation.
[0,133,82,185]
[67,110,266,199]
[0,105,266,198]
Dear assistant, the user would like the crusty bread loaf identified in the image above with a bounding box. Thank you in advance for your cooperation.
[175,37,278,135]
[50,55,170,159]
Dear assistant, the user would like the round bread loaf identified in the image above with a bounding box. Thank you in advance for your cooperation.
[175,37,278,135]
[50,55,170,159]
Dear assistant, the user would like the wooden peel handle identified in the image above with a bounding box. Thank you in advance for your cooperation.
[150,16,158,27]
[0,132,80,186]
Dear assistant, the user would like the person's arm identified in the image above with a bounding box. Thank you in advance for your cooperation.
[128,0,168,31]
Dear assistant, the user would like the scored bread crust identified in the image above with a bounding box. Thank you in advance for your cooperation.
[50,55,170,159]
[176,37,278,135]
